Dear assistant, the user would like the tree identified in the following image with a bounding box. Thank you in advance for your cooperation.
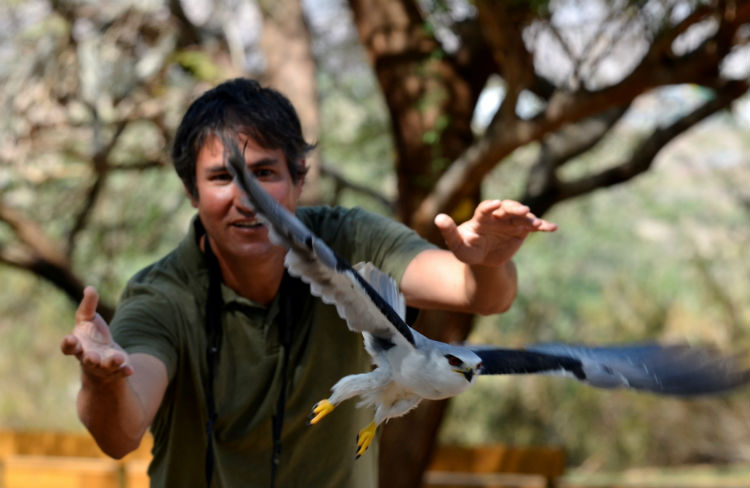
[0,0,325,319]
[342,1,748,486]
[0,0,252,319]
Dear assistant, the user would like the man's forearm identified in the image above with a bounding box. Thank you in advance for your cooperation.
[77,353,167,459]
[77,373,150,459]
[402,249,519,315]
[464,259,518,315]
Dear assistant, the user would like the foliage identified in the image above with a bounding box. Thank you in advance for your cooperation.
[439,110,750,468]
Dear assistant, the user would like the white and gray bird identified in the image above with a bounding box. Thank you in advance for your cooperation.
[223,138,749,458]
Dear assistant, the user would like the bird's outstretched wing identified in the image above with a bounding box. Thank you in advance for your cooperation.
[471,343,749,395]
[223,136,415,347]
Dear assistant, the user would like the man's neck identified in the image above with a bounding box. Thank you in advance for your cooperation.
[219,254,286,306]
[201,236,287,306]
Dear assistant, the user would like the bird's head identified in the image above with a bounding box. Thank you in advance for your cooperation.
[405,342,483,400]
[438,345,483,385]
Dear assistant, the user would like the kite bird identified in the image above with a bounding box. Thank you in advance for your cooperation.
[224,139,749,458]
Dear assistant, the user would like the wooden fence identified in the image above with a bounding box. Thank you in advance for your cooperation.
[0,430,565,488]
[0,430,151,488]
[423,444,566,488]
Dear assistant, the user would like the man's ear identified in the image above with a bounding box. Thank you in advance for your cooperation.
[294,178,305,199]
[185,184,198,208]
[294,160,306,199]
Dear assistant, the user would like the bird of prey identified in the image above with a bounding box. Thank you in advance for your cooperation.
[223,138,749,458]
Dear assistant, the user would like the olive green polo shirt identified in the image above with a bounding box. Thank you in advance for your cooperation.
[110,206,435,487]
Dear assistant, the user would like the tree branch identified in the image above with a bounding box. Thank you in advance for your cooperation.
[0,204,68,268]
[475,0,536,120]
[412,3,748,232]
[554,79,748,209]
[319,162,395,212]
[0,203,116,320]
[167,0,203,47]
[522,105,629,213]
[66,118,129,257]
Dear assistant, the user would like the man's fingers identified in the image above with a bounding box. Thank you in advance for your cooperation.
[434,213,463,250]
[81,350,102,369]
[475,200,503,217]
[76,286,99,323]
[534,219,558,232]
[101,351,128,370]
[60,335,82,356]
[86,353,134,379]
[488,200,558,232]
[488,200,531,219]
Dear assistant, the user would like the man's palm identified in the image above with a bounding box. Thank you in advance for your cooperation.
[62,287,132,380]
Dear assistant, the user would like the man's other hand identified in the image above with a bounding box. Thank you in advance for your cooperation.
[61,286,133,382]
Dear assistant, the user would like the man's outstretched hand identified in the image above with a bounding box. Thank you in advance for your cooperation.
[435,199,557,267]
[61,286,133,382]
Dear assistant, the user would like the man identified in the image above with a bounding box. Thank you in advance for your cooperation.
[61,78,556,487]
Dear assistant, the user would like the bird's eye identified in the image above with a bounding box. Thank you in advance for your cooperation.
[445,354,462,367]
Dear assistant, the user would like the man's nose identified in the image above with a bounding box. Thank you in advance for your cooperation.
[232,185,254,215]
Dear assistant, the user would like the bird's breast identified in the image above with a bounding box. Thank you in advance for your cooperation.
[387,348,474,400]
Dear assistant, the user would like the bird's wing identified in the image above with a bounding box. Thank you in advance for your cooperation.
[470,343,749,395]
[223,137,415,347]
[353,261,407,321]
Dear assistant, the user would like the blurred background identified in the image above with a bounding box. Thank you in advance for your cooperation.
[0,0,748,487]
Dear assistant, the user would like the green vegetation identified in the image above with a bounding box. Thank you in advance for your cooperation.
[1,98,748,471]
[563,463,750,487]
[439,117,750,469]
[1,99,748,473]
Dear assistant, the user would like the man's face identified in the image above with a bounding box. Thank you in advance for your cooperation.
[189,133,303,263]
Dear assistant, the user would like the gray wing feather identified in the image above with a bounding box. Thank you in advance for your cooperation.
[527,343,749,395]
[354,262,406,322]
[223,136,414,346]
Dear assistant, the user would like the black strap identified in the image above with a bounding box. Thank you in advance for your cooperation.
[201,221,305,488]
[270,273,308,487]
[269,272,298,488]
[203,234,223,488]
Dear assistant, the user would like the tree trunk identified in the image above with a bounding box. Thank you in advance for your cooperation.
[347,0,488,226]
[379,309,475,487]
[259,0,322,204]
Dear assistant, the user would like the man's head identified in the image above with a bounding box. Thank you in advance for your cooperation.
[172,78,314,200]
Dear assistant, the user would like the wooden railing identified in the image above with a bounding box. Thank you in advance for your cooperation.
[0,430,151,488]
[0,430,565,488]
[423,444,566,488]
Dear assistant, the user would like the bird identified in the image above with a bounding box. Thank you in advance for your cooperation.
[222,136,750,458]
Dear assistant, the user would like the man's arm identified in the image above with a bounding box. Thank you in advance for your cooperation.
[61,287,168,459]
[401,200,556,315]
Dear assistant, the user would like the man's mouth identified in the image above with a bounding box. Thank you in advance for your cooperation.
[232,221,264,229]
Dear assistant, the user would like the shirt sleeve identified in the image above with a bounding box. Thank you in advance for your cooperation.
[304,206,438,285]
[110,281,183,380]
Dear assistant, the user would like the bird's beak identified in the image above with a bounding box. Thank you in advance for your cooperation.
[453,368,475,382]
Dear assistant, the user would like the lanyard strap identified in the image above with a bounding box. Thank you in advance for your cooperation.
[270,272,296,488]
[203,234,223,488]
[201,223,303,488]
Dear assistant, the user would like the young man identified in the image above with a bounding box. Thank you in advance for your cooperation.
[61,78,556,487]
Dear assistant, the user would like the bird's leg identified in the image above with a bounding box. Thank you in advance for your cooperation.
[308,399,336,425]
[308,369,390,426]
[354,394,421,458]
[355,421,377,458]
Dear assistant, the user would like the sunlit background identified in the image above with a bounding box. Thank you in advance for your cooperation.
[1,0,748,486]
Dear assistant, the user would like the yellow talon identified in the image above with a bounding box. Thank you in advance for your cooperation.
[355,421,377,458]
[308,399,335,425]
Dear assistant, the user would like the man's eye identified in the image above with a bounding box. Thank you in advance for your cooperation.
[254,168,274,178]
[209,173,232,181]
